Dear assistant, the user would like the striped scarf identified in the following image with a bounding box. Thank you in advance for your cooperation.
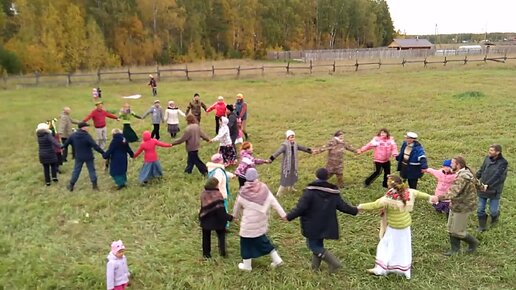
[282,141,298,177]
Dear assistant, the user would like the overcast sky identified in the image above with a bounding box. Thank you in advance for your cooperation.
[385,0,516,35]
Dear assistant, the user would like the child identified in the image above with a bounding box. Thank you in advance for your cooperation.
[163,101,185,138]
[118,103,142,143]
[357,175,433,279]
[207,153,235,228]
[103,129,134,190]
[270,130,312,196]
[286,168,359,273]
[142,100,165,140]
[232,168,287,271]
[199,177,234,258]
[210,116,237,167]
[106,240,130,290]
[422,159,456,214]
[133,131,172,185]
[234,142,269,187]
[357,128,398,188]
[92,88,99,102]
[313,130,357,188]
[36,123,61,186]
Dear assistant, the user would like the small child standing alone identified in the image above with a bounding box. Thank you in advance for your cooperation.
[106,240,130,290]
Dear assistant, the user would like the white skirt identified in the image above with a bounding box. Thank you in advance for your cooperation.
[371,226,412,279]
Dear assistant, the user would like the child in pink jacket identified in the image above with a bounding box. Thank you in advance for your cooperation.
[133,131,172,184]
[357,128,398,188]
[234,141,270,187]
[423,159,456,214]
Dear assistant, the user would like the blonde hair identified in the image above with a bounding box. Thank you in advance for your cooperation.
[112,128,122,135]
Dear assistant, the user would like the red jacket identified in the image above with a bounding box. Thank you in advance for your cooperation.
[133,131,171,162]
[84,109,118,128]
[207,101,227,117]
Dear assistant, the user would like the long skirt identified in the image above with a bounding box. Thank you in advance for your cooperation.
[240,234,275,259]
[280,161,298,187]
[167,124,180,134]
[371,226,412,279]
[219,145,237,166]
[112,174,127,187]
[123,124,139,143]
[138,161,163,183]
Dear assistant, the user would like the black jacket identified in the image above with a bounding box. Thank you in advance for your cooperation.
[37,131,60,164]
[476,154,508,198]
[62,129,104,162]
[199,199,233,230]
[287,180,358,240]
[103,133,134,176]
[227,112,238,143]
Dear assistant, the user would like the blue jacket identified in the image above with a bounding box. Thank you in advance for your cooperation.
[62,130,104,162]
[396,141,427,179]
[103,133,134,176]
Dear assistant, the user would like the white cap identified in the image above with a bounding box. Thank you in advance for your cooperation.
[406,132,418,139]
[217,96,224,100]
[285,130,295,138]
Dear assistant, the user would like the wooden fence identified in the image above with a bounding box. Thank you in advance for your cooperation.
[3,53,516,88]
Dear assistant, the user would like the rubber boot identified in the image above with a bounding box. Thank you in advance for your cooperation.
[276,186,287,197]
[477,215,488,232]
[443,235,461,256]
[461,234,479,254]
[270,250,283,268]
[311,253,322,271]
[320,250,341,273]
[490,214,499,226]
[238,259,252,271]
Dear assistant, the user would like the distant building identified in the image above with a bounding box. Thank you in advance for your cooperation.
[388,38,433,50]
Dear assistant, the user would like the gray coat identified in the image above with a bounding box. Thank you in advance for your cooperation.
[142,106,164,124]
[270,142,312,187]
[58,112,79,138]
[476,154,508,199]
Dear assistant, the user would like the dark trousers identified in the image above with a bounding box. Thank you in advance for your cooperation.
[238,176,246,188]
[70,159,97,185]
[306,238,325,255]
[215,116,221,134]
[400,164,418,189]
[185,150,208,175]
[42,163,57,184]
[61,137,74,161]
[202,229,226,258]
[151,87,157,96]
[151,124,160,140]
[365,161,391,188]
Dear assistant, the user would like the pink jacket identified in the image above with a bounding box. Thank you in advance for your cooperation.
[234,150,267,177]
[206,101,227,117]
[425,168,457,197]
[133,131,171,162]
[359,136,398,163]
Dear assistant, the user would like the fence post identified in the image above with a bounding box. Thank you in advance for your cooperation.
[354,59,359,71]
[261,65,264,77]
[402,58,406,67]
[67,73,72,86]
[443,57,447,66]
[378,58,381,69]
[464,56,468,65]
[156,65,160,80]
[185,66,190,81]
[128,68,132,81]
[34,71,40,85]
[212,65,215,79]
[237,65,241,79]
[332,61,336,73]
[309,60,313,74]
[424,58,427,68]
[483,54,487,63]
[286,62,290,74]
[97,69,101,83]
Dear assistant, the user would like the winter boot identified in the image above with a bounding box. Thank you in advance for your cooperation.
[238,259,252,271]
[443,235,461,256]
[67,183,74,192]
[490,214,499,226]
[320,250,342,273]
[92,182,99,191]
[270,250,283,268]
[477,215,488,232]
[276,186,287,197]
[461,234,479,254]
[311,253,322,271]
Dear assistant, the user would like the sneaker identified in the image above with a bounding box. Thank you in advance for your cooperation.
[46,182,51,186]
[270,260,283,268]
[238,263,252,271]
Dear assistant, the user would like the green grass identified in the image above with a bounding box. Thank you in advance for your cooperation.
[1,63,515,289]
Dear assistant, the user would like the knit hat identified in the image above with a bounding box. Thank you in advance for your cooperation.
[236,93,244,99]
[442,159,452,167]
[315,168,329,181]
[110,240,125,254]
[245,168,258,182]
[285,130,295,138]
[205,177,220,190]
[405,132,418,139]
[36,123,50,132]
[226,104,234,112]
[78,122,90,129]
[211,153,224,163]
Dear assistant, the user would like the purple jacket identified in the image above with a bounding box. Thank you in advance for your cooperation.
[234,150,267,177]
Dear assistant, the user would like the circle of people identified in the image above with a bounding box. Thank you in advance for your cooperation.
[35,91,508,288]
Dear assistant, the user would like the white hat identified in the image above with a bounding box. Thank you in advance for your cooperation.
[406,132,418,139]
[217,96,224,101]
[36,123,50,133]
[285,130,295,138]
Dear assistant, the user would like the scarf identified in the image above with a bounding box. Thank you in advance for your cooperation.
[239,180,270,211]
[199,189,225,218]
[282,141,298,177]
[378,188,416,238]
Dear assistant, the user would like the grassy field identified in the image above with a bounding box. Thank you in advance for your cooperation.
[0,62,515,289]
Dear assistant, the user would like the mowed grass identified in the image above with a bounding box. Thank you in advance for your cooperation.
[0,63,515,289]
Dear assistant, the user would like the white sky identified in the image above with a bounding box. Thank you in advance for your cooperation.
[385,0,516,35]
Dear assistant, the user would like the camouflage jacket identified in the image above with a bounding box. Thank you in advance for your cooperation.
[439,168,478,213]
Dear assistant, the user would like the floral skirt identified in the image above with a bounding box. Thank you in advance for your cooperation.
[219,145,237,166]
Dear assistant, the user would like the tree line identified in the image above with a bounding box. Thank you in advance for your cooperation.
[0,0,394,74]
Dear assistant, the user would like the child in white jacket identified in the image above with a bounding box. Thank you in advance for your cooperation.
[164,101,186,138]
[210,116,237,166]
[106,240,130,290]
